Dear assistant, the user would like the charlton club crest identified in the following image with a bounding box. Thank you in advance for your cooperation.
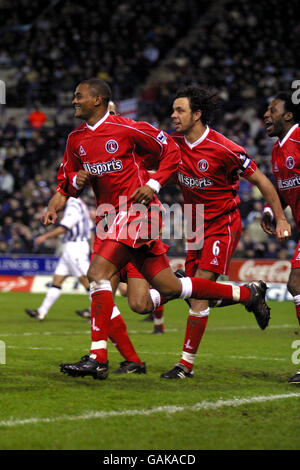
[286,156,295,169]
[106,140,118,153]
[198,159,209,171]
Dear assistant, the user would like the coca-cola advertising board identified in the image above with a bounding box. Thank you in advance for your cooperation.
[0,276,35,292]
[228,259,292,301]
[228,259,291,283]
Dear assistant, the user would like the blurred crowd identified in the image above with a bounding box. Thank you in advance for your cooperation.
[1,0,200,107]
[0,0,299,259]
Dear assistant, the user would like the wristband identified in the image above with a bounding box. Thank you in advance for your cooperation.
[263,206,274,221]
[72,174,80,190]
[146,178,161,194]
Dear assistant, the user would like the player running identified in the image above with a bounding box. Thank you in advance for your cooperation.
[25,196,146,374]
[44,78,271,381]
[75,99,166,335]
[160,86,291,379]
[25,197,93,321]
[262,91,300,384]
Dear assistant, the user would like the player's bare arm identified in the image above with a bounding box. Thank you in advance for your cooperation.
[42,192,69,225]
[245,168,291,242]
[35,226,67,246]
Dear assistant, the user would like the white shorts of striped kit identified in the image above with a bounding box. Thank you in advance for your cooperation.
[54,241,90,278]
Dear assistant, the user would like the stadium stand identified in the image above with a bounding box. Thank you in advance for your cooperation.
[0,0,299,257]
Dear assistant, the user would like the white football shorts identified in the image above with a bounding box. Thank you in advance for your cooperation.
[54,241,90,278]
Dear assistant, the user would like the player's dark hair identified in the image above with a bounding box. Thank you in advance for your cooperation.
[80,78,112,107]
[175,86,219,125]
[275,91,300,123]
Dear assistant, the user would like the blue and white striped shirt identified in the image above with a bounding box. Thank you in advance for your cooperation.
[59,198,93,243]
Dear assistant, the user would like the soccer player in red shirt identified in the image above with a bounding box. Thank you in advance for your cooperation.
[160,85,291,379]
[75,100,165,336]
[262,91,300,384]
[44,78,271,381]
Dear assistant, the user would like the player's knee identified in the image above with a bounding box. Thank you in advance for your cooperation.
[87,267,96,282]
[87,263,107,282]
[129,298,151,314]
[87,265,104,283]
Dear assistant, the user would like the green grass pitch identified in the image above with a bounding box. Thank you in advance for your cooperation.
[0,292,300,450]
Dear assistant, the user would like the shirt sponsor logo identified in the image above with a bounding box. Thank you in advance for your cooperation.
[156,130,168,145]
[286,155,295,169]
[83,159,123,176]
[177,172,213,189]
[197,159,209,171]
[277,175,300,190]
[105,140,119,153]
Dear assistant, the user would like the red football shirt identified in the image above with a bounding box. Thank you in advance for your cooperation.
[271,124,300,230]
[56,111,180,248]
[172,126,257,224]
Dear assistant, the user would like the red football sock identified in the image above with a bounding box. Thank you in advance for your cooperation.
[153,305,164,333]
[109,314,143,364]
[90,289,114,363]
[296,306,300,326]
[179,310,209,371]
[153,305,164,318]
[153,305,164,325]
[190,278,250,304]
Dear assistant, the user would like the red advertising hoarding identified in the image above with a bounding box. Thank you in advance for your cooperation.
[228,259,291,283]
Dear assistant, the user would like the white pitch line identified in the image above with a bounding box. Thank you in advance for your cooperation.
[0,392,300,428]
[4,345,185,357]
[4,345,288,362]
[228,355,286,361]
[208,324,297,331]
[0,324,297,338]
[0,330,91,338]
